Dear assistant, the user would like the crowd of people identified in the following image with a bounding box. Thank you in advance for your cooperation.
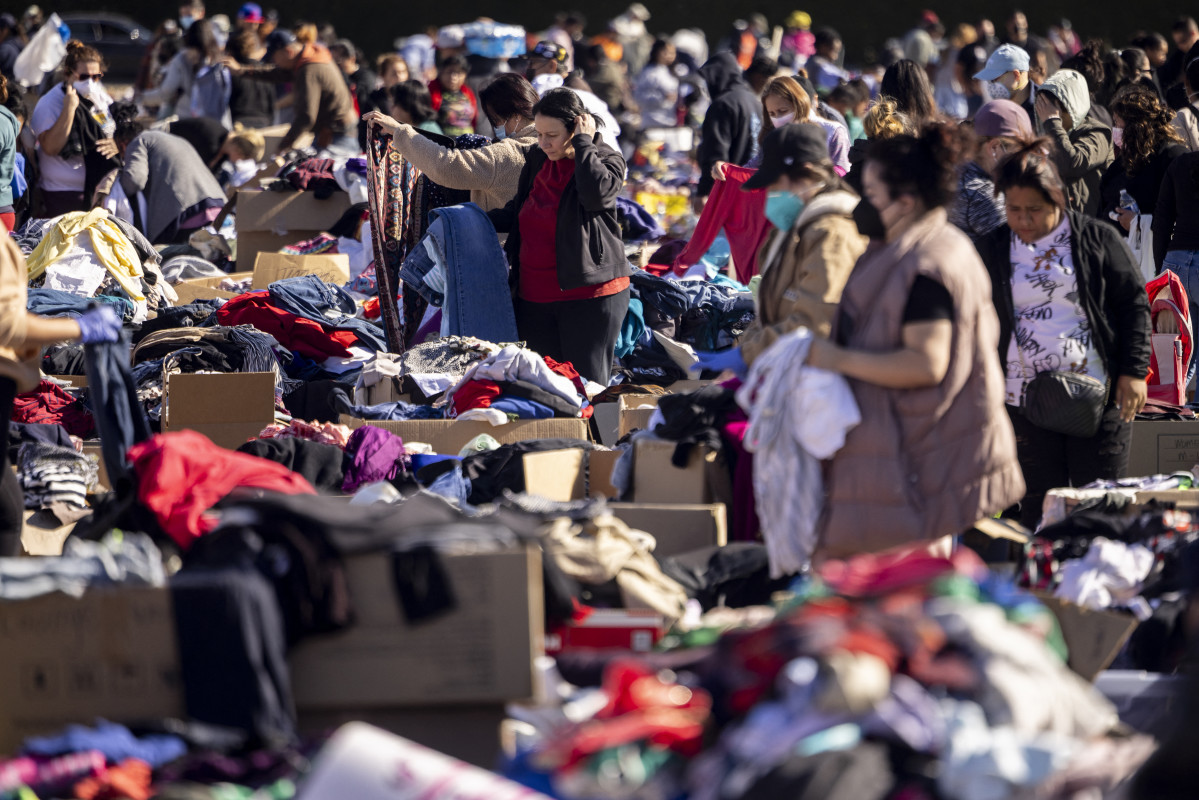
[0,3,1196,799]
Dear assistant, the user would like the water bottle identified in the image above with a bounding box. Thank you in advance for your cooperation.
[1119,189,1139,215]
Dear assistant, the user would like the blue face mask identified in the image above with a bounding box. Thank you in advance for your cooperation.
[765,190,804,231]
[493,120,507,141]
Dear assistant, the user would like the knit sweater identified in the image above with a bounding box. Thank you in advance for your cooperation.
[389,122,537,212]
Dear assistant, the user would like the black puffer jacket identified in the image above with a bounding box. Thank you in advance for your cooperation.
[974,211,1152,383]
[696,52,762,197]
[489,132,630,293]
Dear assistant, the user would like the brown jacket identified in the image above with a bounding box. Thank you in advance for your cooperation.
[391,122,537,212]
[251,45,358,153]
[739,190,865,364]
[819,209,1025,558]
[0,235,40,392]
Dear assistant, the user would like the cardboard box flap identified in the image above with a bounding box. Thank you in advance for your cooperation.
[618,394,662,439]
[236,189,353,232]
[607,502,728,557]
[171,271,253,305]
[164,372,276,450]
[1035,593,1140,682]
[252,253,350,290]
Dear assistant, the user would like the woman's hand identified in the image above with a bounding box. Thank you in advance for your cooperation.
[805,337,842,372]
[362,110,402,137]
[1035,93,1061,122]
[573,113,597,139]
[95,138,118,159]
[710,161,729,181]
[1116,207,1136,232]
[1115,374,1148,423]
[219,55,243,74]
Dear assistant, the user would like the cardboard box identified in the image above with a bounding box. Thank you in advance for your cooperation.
[665,379,712,393]
[81,441,108,492]
[163,372,276,451]
[0,586,184,752]
[46,374,87,388]
[618,394,662,439]
[1126,419,1199,477]
[631,439,732,505]
[170,271,253,305]
[608,502,728,557]
[1129,489,1199,509]
[545,609,666,654]
[21,509,78,556]
[290,548,544,708]
[252,252,350,290]
[1035,594,1140,682]
[340,417,590,455]
[522,448,623,501]
[235,189,352,270]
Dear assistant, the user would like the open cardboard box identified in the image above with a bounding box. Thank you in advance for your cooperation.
[0,586,184,753]
[290,547,544,708]
[631,439,733,505]
[163,372,276,451]
[341,416,590,456]
[1034,593,1140,682]
[170,271,254,305]
[522,448,622,501]
[252,253,350,290]
[608,502,728,557]
[618,394,662,439]
[1126,419,1199,478]
[235,189,352,270]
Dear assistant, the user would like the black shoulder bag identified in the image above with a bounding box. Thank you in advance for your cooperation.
[1014,319,1109,438]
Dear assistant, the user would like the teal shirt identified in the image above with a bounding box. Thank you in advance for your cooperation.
[846,113,866,144]
[0,105,17,208]
[418,120,445,136]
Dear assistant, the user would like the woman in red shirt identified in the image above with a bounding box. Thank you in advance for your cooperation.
[489,88,631,383]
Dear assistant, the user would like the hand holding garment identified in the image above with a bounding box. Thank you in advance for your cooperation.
[76,305,122,344]
[693,347,747,377]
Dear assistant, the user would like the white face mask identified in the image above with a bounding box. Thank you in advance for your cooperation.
[770,112,796,127]
[72,78,97,96]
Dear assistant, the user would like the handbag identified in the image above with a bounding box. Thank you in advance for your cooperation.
[1014,322,1109,438]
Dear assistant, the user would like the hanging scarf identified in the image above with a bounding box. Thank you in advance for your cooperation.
[366,130,423,352]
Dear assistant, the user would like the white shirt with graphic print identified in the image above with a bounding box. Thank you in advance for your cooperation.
[1004,218,1107,406]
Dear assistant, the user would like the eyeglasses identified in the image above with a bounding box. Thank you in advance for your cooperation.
[77,73,104,81]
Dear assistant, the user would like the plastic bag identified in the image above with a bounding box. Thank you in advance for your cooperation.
[14,13,68,87]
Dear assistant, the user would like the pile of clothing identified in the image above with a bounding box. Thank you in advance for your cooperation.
[500,547,1155,800]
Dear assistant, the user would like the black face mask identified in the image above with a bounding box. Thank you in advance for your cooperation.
[852,197,886,239]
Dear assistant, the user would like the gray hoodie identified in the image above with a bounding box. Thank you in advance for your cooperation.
[1040,69,1112,216]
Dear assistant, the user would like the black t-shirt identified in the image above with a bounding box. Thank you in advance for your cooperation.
[903,275,954,323]
[836,275,953,345]
[230,60,276,129]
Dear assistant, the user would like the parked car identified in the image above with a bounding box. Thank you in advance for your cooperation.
[58,12,151,84]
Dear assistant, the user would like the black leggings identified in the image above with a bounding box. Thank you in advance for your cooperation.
[0,378,23,556]
[517,289,629,385]
[1007,403,1132,528]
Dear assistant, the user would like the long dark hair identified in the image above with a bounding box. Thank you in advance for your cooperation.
[880,59,936,128]
[866,118,971,209]
[478,73,538,123]
[182,18,222,64]
[531,87,603,131]
[993,138,1068,209]
[389,80,436,125]
[1110,83,1185,175]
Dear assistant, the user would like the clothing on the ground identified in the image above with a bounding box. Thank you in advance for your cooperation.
[16,441,96,509]
[12,379,95,437]
[127,431,317,550]
[26,209,146,301]
[0,530,164,600]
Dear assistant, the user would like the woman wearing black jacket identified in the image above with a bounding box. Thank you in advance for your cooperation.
[975,142,1152,527]
[488,88,631,383]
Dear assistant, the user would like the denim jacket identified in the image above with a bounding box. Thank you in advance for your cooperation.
[400,202,519,343]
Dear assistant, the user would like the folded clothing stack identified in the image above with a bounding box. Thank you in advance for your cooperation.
[17,442,98,509]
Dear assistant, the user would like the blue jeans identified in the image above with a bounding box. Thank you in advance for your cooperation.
[400,203,519,344]
[1163,250,1199,388]
[84,334,152,491]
